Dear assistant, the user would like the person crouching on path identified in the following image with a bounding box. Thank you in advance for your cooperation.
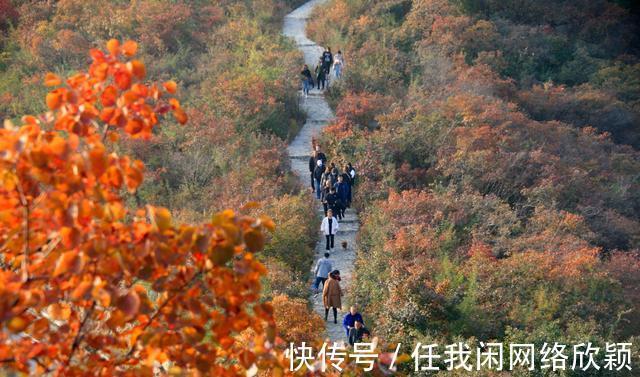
[321,209,339,250]
[313,252,333,294]
[323,270,342,323]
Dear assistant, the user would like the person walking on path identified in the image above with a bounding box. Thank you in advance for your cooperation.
[323,186,338,216]
[315,58,327,90]
[323,270,342,323]
[301,64,313,97]
[333,50,344,78]
[321,179,333,215]
[315,145,327,166]
[334,175,350,218]
[343,306,365,338]
[308,150,317,192]
[348,320,370,346]
[321,209,339,250]
[313,161,325,200]
[347,162,356,185]
[322,47,333,75]
[313,252,333,293]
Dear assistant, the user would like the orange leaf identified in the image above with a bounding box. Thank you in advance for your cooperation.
[116,291,140,318]
[115,71,132,90]
[46,91,62,110]
[106,39,120,56]
[125,119,144,135]
[44,72,62,87]
[71,280,93,300]
[129,60,146,79]
[53,250,83,277]
[7,316,29,333]
[101,85,118,107]
[48,303,71,321]
[163,80,177,94]
[122,40,138,56]
[174,107,188,124]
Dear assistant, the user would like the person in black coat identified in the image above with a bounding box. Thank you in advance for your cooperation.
[334,175,350,219]
[308,150,317,192]
[315,146,327,167]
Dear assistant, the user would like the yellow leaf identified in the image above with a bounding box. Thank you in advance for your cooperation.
[150,206,172,232]
[48,303,71,321]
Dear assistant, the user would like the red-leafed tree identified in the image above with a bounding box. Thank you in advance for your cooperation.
[0,40,289,375]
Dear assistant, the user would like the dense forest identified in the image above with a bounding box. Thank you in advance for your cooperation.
[308,0,640,373]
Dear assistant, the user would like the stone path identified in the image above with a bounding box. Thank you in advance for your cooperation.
[284,0,358,343]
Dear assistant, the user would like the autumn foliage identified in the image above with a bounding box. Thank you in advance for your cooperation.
[0,40,288,375]
[309,0,640,369]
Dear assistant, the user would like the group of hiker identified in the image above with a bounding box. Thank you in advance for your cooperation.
[313,254,370,344]
[310,143,368,345]
[309,144,355,250]
[300,47,344,97]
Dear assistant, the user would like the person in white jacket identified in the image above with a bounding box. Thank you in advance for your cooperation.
[321,209,339,250]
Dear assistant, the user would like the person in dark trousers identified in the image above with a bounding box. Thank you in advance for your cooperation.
[315,58,326,90]
[334,175,350,218]
[323,270,342,323]
[321,209,339,250]
[323,186,338,217]
[343,306,364,338]
[313,252,333,293]
[301,64,313,97]
[341,164,353,207]
[321,179,333,215]
[348,320,371,346]
[313,161,325,200]
[322,47,333,74]
[308,150,317,192]
[341,163,352,186]
[347,162,356,185]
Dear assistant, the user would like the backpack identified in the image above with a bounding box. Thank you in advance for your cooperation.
[324,53,332,63]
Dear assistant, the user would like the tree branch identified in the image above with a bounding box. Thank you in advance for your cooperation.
[120,269,203,362]
[65,300,97,367]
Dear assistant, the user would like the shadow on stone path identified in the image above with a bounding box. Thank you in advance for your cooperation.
[283,0,359,344]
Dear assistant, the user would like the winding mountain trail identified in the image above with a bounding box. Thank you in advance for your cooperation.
[284,0,359,343]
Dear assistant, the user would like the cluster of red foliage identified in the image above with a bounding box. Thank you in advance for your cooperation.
[0,41,290,375]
